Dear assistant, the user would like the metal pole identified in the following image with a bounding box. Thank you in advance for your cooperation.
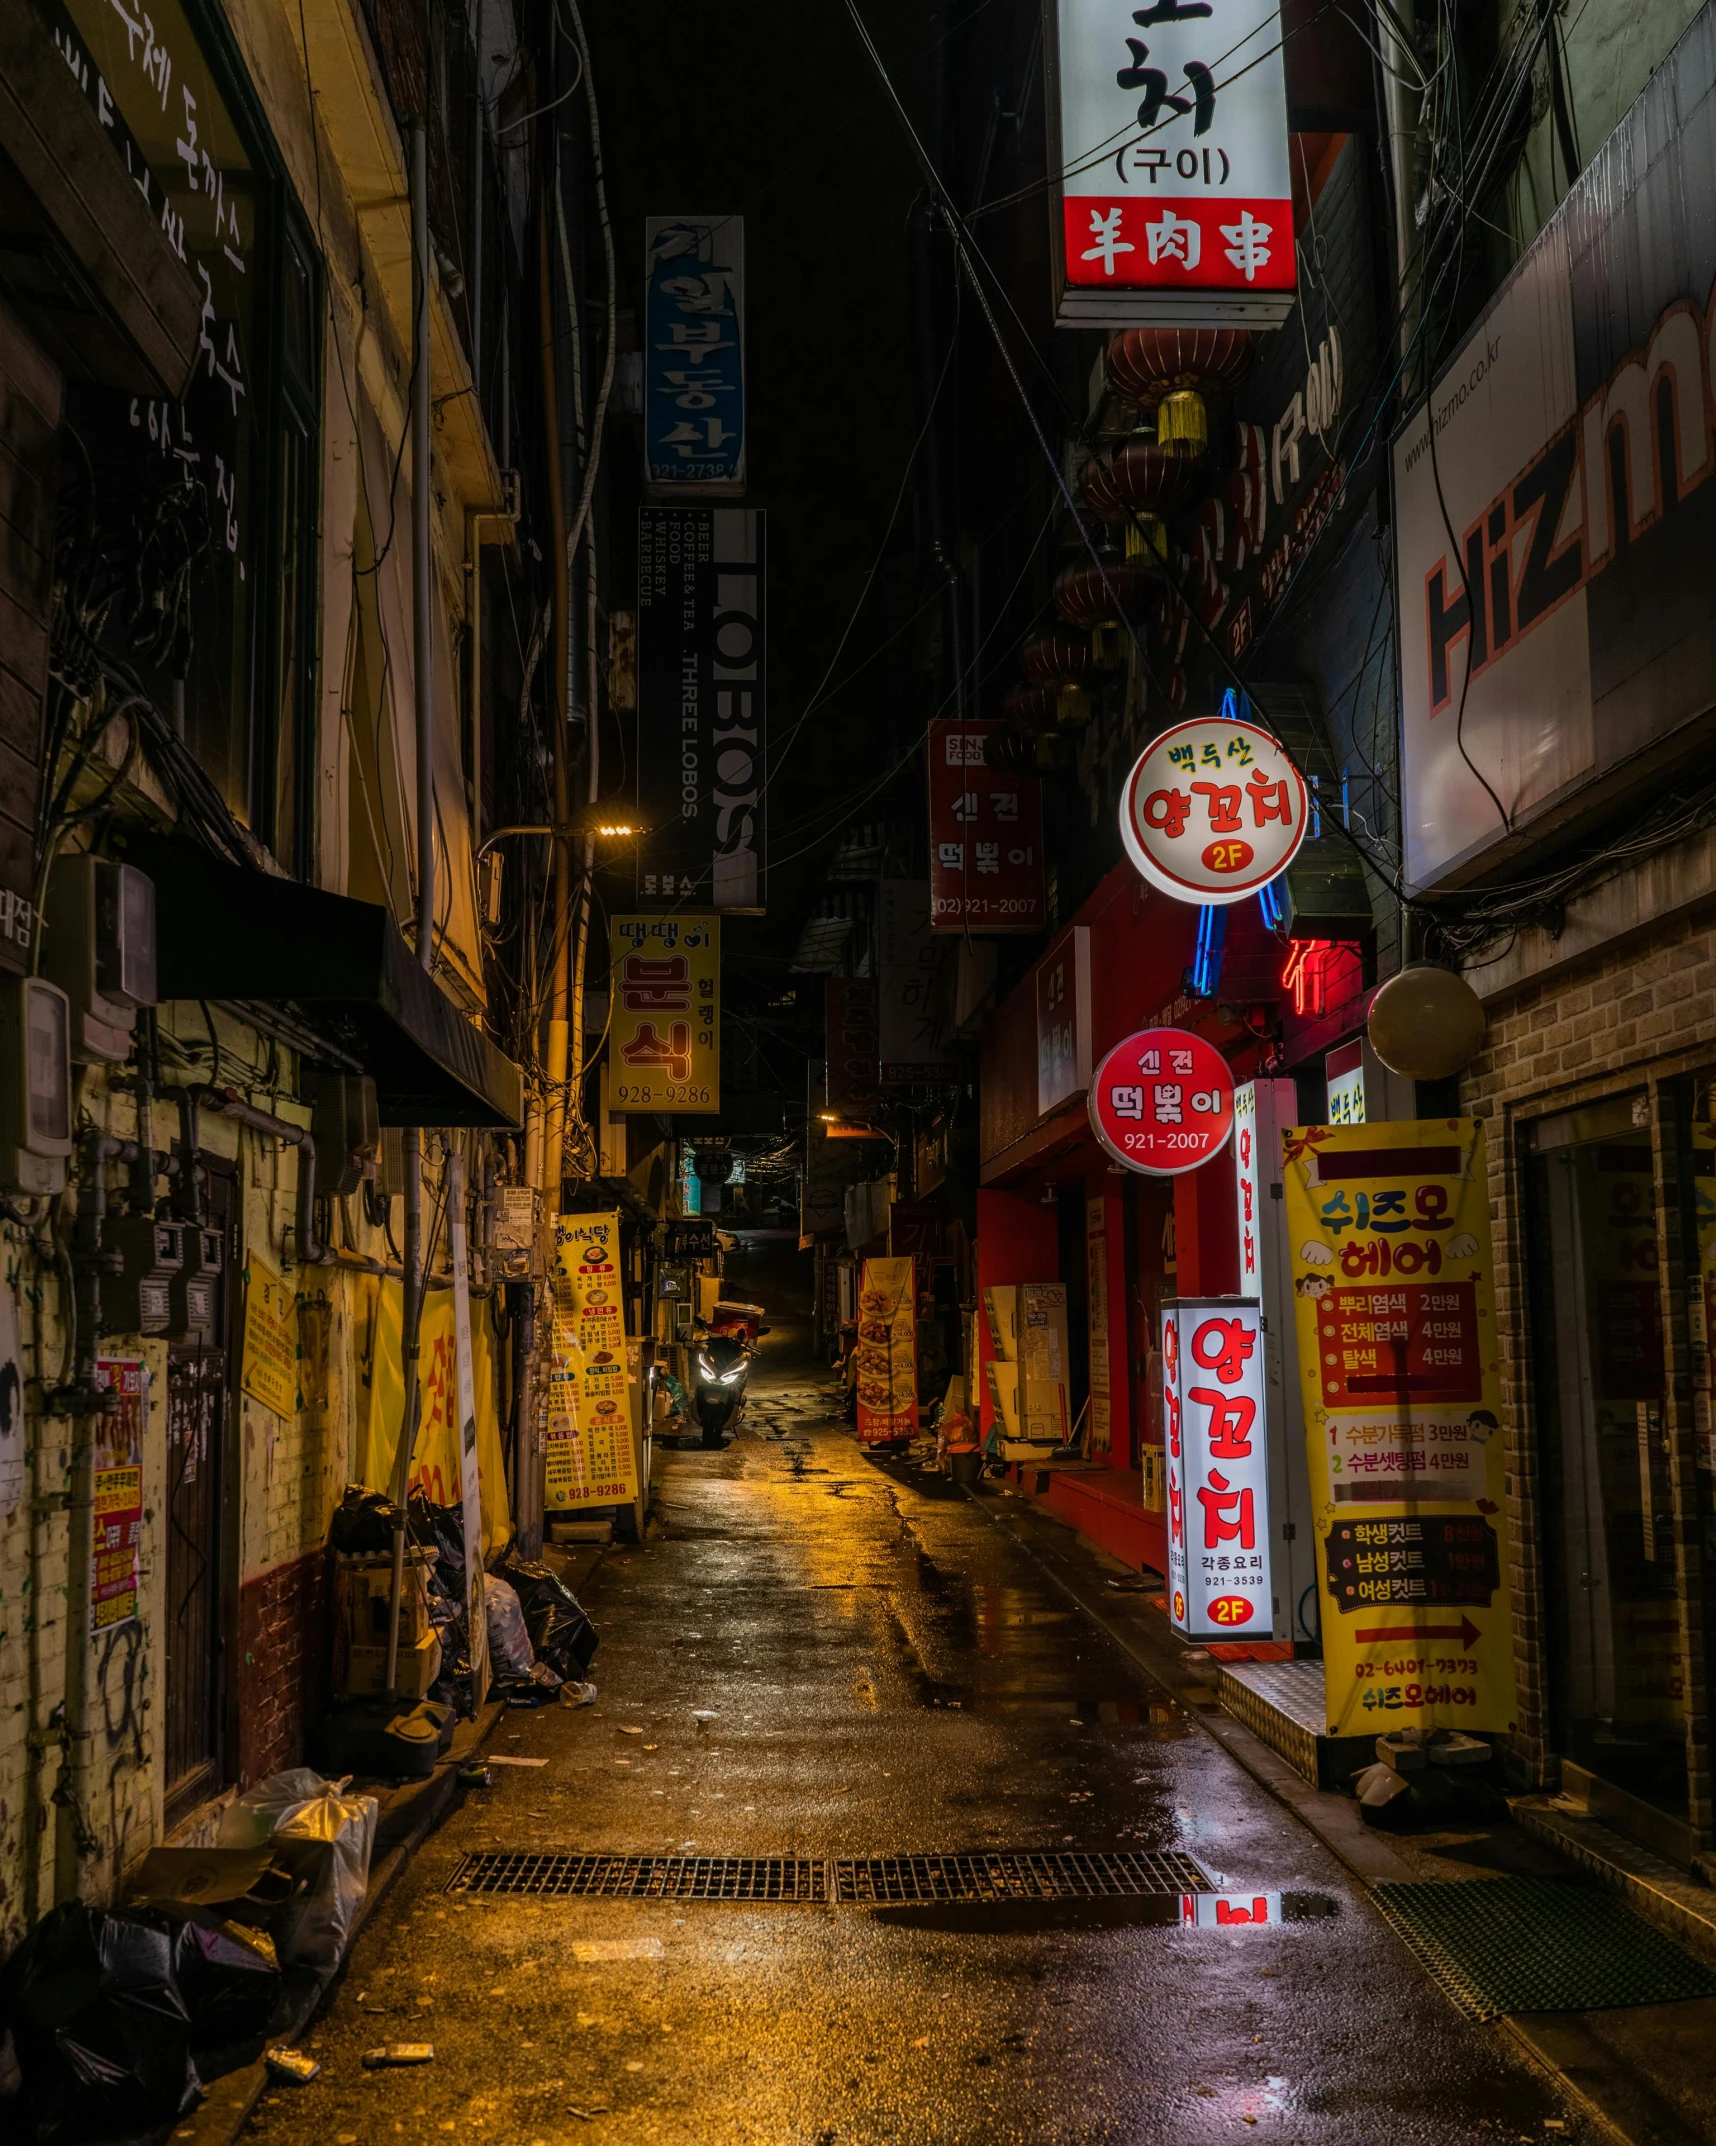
[412,115,435,976]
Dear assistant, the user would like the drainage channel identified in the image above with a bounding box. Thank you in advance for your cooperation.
[445,1849,1215,1904]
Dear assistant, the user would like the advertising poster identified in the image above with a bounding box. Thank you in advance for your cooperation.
[1283,1119,1516,1737]
[240,1256,297,1418]
[855,1255,918,1443]
[608,915,720,1114]
[92,1357,146,1634]
[1161,1300,1271,1638]
[546,1213,640,1510]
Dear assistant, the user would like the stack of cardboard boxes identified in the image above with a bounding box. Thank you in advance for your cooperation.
[331,1548,443,1699]
[983,1283,1071,1460]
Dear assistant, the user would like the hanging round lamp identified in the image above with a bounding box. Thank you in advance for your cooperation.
[1105,329,1252,456]
[1367,965,1488,1080]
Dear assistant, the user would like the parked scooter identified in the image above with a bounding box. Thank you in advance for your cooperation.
[691,1301,772,1447]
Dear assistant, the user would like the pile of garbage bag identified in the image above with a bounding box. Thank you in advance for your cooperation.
[0,1767,377,2140]
[484,1551,599,1707]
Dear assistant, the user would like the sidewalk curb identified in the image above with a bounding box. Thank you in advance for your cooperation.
[960,1484,1650,2146]
[162,1703,503,2146]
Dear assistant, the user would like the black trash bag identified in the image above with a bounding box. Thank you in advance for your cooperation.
[162,1909,282,2056]
[490,1549,599,1678]
[326,1483,394,1557]
[0,1903,201,2143]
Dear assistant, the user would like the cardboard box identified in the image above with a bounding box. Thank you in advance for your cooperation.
[988,1359,1068,1445]
[336,1552,434,1655]
[342,1628,442,1700]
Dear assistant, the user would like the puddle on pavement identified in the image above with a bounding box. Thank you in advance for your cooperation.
[867,1892,1339,1935]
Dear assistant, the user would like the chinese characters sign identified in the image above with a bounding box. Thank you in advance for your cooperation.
[1162,1299,1271,1637]
[1046,0,1295,324]
[645,217,744,489]
[1284,1119,1516,1736]
[1121,716,1306,902]
[927,720,1045,932]
[608,916,720,1114]
[878,880,956,1084]
[1089,1026,1234,1175]
[856,1256,919,1443]
[636,508,765,911]
[546,1212,640,1511]
[92,1358,146,1634]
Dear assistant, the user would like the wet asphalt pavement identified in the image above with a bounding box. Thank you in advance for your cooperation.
[242,1233,1599,2145]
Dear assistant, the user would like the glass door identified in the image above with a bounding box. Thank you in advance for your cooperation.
[1528,1103,1685,1819]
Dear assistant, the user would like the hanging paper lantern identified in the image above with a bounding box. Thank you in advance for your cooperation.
[1052,553,1163,632]
[1003,682,1060,732]
[1105,329,1252,455]
[1021,630,1097,684]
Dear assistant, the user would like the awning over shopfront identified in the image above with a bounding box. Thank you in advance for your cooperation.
[128,835,523,1128]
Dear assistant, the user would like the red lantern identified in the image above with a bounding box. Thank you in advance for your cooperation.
[1052,554,1162,630]
[1021,630,1097,684]
[1082,439,1205,522]
[1003,682,1061,732]
[1106,329,1252,455]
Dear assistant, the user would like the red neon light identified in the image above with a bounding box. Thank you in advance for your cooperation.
[1280,941,1363,1019]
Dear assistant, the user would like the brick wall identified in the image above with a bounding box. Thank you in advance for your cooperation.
[1463,898,1716,1831]
[236,1551,328,1788]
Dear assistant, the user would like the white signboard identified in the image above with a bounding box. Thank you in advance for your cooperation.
[1163,1296,1272,1638]
[1121,716,1306,903]
[1046,0,1296,325]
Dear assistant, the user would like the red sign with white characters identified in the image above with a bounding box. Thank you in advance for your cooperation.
[1162,1297,1273,1641]
[1120,717,1307,904]
[927,720,1045,933]
[1088,1026,1234,1176]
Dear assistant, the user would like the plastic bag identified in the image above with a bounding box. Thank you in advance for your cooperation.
[218,1769,378,1974]
[0,1903,201,2142]
[491,1551,599,1679]
[162,1908,282,2053]
[484,1573,535,1678]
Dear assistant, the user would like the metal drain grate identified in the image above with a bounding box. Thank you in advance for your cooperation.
[447,1853,828,1902]
[834,1851,1212,1903]
[1372,1877,1716,2021]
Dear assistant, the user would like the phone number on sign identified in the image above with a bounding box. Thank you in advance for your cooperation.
[1360,1683,1478,1712]
[1354,1657,1479,1679]
[615,1083,712,1106]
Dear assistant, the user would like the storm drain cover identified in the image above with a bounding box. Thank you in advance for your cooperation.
[1371,1877,1716,2021]
[834,1851,1212,1903]
[447,1853,828,1902]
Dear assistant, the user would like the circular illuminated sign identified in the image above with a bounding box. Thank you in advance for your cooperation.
[1120,716,1307,904]
[1087,1026,1235,1176]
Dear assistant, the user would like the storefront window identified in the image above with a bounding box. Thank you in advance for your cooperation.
[48,0,318,863]
[1527,1099,1685,1818]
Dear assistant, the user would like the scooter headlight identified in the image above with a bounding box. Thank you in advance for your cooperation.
[695,1352,717,1382]
[720,1364,745,1385]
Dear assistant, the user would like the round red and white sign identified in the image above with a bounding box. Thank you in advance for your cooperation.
[1088,1026,1235,1176]
[1120,716,1307,904]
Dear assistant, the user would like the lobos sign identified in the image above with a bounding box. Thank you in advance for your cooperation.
[1395,8,1716,894]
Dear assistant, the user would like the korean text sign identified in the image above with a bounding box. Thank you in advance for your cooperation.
[645,217,744,489]
[608,915,720,1114]
[927,720,1045,932]
[1089,1026,1234,1175]
[1121,717,1306,903]
[546,1212,640,1512]
[1047,0,1295,321]
[92,1358,146,1634]
[1162,1300,1271,1637]
[879,879,956,1083]
[1283,1119,1517,1737]
[636,508,765,911]
[855,1256,919,1443]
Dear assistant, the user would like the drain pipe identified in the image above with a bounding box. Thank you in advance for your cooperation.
[170,1087,329,1266]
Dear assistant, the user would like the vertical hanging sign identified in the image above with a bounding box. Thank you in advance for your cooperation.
[636,508,766,911]
[855,1255,919,1443]
[927,720,1045,932]
[1283,1119,1516,1736]
[1161,1299,1272,1636]
[878,880,957,1083]
[644,217,745,490]
[1045,0,1296,325]
[608,915,720,1114]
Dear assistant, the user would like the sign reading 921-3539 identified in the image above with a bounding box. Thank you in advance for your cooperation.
[1120,717,1305,903]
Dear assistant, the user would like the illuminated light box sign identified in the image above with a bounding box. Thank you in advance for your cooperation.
[1088,1025,1234,1176]
[1162,1297,1272,1639]
[1045,0,1296,325]
[1121,716,1306,903]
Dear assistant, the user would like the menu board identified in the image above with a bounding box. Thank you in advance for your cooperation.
[1284,1120,1516,1737]
[545,1212,639,1509]
[855,1256,918,1443]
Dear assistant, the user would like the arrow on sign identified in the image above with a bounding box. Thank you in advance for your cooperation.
[1355,1617,1481,1649]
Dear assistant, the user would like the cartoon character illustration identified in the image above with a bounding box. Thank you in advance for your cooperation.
[1294,1272,1333,1299]
[1465,1408,1499,1441]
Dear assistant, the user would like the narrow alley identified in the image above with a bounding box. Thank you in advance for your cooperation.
[235,1237,1609,2146]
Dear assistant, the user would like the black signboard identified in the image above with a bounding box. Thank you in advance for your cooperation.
[664,1219,719,1260]
[1323,1515,1501,1614]
[636,507,766,913]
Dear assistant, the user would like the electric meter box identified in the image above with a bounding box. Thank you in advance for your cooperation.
[0,975,73,1195]
[168,1223,225,1346]
[306,1071,380,1197]
[43,856,157,1063]
[104,1216,185,1335]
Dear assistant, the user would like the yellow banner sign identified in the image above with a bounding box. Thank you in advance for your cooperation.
[546,1212,640,1510]
[241,1256,298,1418]
[608,915,719,1113]
[855,1255,919,1443]
[1283,1118,1516,1739]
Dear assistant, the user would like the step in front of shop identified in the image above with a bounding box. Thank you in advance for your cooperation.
[1215,1658,1372,1789]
